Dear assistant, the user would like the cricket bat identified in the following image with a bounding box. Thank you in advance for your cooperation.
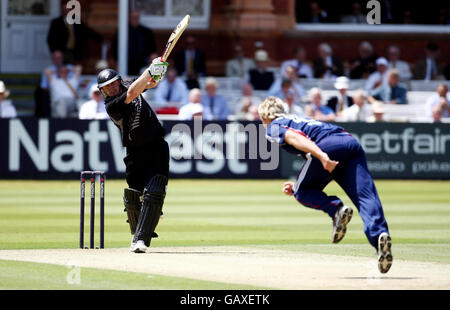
[161,14,191,62]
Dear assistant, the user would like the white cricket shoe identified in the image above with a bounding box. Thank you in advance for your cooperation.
[332,205,353,243]
[378,232,393,273]
[130,239,147,253]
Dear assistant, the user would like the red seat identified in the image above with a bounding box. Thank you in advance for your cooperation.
[156,107,179,114]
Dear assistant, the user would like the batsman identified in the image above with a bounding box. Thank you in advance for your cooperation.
[97,57,169,253]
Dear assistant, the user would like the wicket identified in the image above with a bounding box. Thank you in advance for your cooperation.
[80,171,105,249]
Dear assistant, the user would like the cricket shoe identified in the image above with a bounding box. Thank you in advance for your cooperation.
[332,205,353,243]
[130,239,147,253]
[377,232,393,273]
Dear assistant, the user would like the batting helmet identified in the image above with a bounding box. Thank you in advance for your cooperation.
[97,69,121,98]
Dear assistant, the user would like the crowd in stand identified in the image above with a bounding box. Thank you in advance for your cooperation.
[1,4,449,124]
[297,1,450,25]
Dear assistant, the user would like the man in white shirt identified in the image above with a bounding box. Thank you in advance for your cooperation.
[233,83,261,118]
[45,64,82,118]
[366,101,388,123]
[283,90,304,117]
[0,81,17,118]
[425,84,450,119]
[280,46,313,79]
[339,89,372,122]
[225,43,256,77]
[178,88,203,120]
[40,50,74,90]
[365,57,389,91]
[386,45,412,81]
[150,67,189,113]
[78,84,108,120]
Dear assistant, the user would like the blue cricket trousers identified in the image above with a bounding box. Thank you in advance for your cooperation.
[292,133,389,249]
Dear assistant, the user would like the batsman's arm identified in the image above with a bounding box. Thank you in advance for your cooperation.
[126,70,159,104]
[284,130,338,173]
[126,57,167,104]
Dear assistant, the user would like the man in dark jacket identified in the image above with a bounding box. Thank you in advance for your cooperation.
[47,1,103,63]
[111,10,157,75]
[313,43,344,79]
[327,76,354,113]
[174,35,206,89]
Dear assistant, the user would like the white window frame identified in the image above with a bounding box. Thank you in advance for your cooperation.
[137,0,211,30]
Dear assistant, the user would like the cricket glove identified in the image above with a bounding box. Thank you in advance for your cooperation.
[148,57,168,82]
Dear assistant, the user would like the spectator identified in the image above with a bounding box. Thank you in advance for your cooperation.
[283,90,304,117]
[365,57,389,91]
[45,64,82,118]
[307,1,329,23]
[313,43,344,79]
[47,1,103,63]
[280,46,314,78]
[174,35,206,89]
[425,84,450,119]
[112,10,157,75]
[413,43,444,81]
[430,104,444,123]
[225,43,256,78]
[368,69,408,105]
[268,66,306,105]
[386,45,412,81]
[233,83,261,118]
[41,50,74,90]
[338,89,372,122]
[307,87,335,121]
[150,67,189,114]
[341,1,366,23]
[36,50,74,118]
[304,104,315,118]
[84,60,109,99]
[327,76,354,113]
[349,41,377,79]
[401,10,414,24]
[245,105,261,121]
[78,84,108,120]
[178,88,203,120]
[235,97,254,120]
[201,77,229,120]
[366,101,387,123]
[439,6,450,25]
[246,50,275,91]
[0,81,17,118]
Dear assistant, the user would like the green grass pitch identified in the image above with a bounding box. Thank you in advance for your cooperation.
[0,179,449,289]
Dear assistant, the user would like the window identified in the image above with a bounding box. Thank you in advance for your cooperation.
[7,0,50,15]
[132,0,210,29]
